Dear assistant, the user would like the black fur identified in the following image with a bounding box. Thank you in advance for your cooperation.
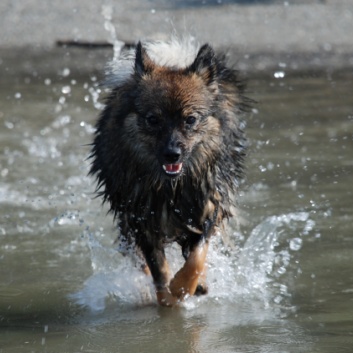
[89,42,250,300]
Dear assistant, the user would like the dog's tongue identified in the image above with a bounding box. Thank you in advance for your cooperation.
[163,163,183,175]
[165,164,181,172]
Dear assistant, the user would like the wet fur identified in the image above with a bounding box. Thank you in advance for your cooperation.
[90,39,250,306]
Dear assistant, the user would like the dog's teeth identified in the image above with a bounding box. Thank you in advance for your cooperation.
[163,163,183,175]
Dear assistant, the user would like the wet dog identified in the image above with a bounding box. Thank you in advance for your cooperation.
[90,38,250,306]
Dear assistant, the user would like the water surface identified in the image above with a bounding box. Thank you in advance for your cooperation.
[0,54,352,352]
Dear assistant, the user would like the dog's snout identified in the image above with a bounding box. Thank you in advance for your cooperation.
[164,141,182,163]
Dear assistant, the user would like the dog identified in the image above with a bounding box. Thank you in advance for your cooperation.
[90,38,250,306]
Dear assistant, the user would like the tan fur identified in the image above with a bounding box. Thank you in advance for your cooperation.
[169,240,209,300]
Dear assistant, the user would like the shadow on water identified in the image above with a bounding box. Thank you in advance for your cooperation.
[0,44,353,352]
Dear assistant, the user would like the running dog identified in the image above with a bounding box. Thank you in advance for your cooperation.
[90,38,250,306]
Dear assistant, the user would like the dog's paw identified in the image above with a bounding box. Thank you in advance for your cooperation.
[194,283,208,296]
[156,288,179,307]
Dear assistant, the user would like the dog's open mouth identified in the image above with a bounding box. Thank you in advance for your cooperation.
[163,163,183,176]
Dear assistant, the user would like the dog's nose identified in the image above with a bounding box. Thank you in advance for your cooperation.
[164,145,182,163]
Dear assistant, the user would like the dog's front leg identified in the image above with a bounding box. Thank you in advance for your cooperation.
[169,219,214,300]
[169,239,209,300]
[140,242,178,307]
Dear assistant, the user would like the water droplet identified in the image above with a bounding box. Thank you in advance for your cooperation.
[1,168,9,177]
[267,162,274,170]
[274,71,285,79]
[61,68,70,77]
[289,237,302,251]
[4,121,14,129]
[274,295,283,304]
[44,78,51,86]
[277,266,286,275]
[61,86,71,94]
[14,92,21,99]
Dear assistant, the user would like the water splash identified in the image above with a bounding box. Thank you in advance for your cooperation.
[71,229,155,311]
[71,212,315,313]
[73,5,126,113]
[101,4,125,61]
[231,212,313,307]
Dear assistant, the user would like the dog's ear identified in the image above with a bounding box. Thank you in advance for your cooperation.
[189,44,218,85]
[135,41,155,76]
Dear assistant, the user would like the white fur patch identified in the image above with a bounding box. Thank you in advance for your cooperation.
[104,36,200,88]
[145,36,200,68]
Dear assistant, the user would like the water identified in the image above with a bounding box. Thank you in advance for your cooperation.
[1,48,353,352]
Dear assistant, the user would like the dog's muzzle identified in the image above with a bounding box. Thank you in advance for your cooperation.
[162,144,183,176]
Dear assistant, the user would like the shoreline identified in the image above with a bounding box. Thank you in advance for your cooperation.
[1,45,352,81]
[1,0,353,77]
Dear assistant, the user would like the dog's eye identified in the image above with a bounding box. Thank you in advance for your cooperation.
[185,116,197,126]
[146,115,159,126]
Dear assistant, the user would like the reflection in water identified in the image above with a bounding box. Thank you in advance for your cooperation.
[73,289,313,353]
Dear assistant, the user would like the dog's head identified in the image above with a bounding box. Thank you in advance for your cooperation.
[129,42,230,180]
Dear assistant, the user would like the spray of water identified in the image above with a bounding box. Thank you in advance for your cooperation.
[71,212,315,313]
[101,4,125,62]
[76,5,127,113]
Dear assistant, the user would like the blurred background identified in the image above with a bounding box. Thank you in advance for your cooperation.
[1,0,353,73]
